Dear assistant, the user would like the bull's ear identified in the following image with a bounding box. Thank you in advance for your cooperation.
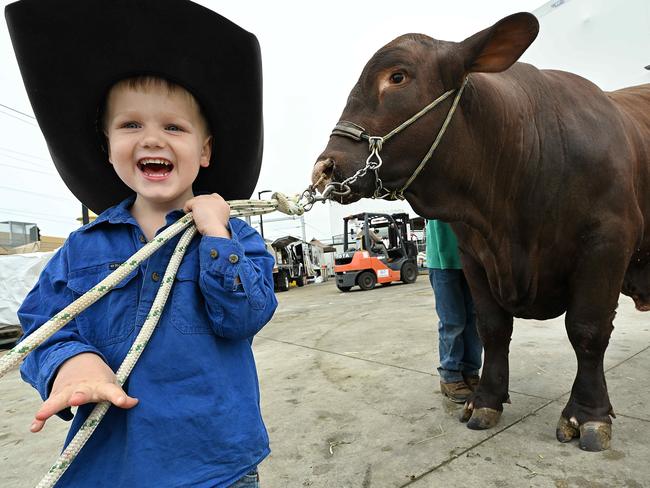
[460,12,539,73]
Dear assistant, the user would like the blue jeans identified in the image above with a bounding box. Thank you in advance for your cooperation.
[429,268,482,383]
[229,470,259,488]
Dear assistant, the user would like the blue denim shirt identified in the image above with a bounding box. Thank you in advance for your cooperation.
[18,197,278,487]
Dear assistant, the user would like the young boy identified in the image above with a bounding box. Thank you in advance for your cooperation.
[7,0,276,486]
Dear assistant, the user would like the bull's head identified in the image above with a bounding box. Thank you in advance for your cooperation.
[312,12,539,205]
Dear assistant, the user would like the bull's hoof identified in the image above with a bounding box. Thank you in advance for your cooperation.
[555,416,612,451]
[459,402,473,423]
[579,421,611,452]
[556,416,579,443]
[466,407,502,430]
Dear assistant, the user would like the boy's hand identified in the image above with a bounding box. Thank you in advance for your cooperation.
[183,193,231,238]
[30,353,138,433]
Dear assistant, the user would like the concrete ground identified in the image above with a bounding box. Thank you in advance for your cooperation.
[2,277,650,487]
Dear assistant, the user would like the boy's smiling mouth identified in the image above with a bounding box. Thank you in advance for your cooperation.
[137,158,174,179]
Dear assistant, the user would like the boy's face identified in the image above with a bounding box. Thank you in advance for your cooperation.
[104,83,212,208]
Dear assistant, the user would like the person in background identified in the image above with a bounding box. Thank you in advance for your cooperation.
[426,219,482,403]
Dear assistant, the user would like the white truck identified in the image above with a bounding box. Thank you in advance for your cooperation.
[268,236,319,292]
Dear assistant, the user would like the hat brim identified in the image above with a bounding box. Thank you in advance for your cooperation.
[6,0,263,213]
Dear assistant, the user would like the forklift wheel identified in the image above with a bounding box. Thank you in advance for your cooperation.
[337,285,352,292]
[357,271,377,290]
[401,262,418,284]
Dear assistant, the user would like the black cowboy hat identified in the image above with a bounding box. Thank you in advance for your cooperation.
[5,0,263,213]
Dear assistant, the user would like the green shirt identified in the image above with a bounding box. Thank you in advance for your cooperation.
[425,220,462,269]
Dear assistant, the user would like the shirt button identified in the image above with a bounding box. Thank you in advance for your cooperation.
[151,272,160,282]
[139,235,146,243]
[228,254,239,264]
[210,248,219,259]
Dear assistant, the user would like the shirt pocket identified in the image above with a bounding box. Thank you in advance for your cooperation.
[171,262,222,335]
[67,263,138,346]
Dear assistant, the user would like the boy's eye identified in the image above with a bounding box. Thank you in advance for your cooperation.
[121,121,140,129]
[166,124,184,132]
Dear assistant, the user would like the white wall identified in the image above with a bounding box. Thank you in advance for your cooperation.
[524,0,650,89]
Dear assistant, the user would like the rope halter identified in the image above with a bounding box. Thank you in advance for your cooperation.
[322,76,469,201]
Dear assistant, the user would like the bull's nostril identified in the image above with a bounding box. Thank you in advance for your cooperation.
[312,157,336,189]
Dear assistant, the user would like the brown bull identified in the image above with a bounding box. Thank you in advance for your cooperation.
[311,12,650,451]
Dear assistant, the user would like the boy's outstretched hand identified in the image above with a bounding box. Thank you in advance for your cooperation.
[183,193,231,238]
[30,352,138,433]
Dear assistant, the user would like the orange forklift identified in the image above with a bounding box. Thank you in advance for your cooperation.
[334,212,418,292]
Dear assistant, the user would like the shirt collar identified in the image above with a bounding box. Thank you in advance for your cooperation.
[80,196,186,233]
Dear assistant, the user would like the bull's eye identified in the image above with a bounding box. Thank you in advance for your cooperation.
[390,72,406,84]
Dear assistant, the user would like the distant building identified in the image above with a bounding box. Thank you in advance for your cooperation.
[0,220,65,254]
[0,220,39,248]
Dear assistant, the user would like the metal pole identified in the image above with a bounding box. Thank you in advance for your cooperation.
[258,215,302,224]
[257,190,272,239]
[300,215,306,242]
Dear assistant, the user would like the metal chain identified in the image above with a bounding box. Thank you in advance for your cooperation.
[299,136,389,206]
[340,136,385,194]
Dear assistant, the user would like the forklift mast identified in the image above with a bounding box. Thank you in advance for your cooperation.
[342,212,414,254]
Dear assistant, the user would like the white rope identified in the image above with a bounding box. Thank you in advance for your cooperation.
[36,226,196,487]
[0,213,195,378]
[0,193,305,378]
[0,192,307,488]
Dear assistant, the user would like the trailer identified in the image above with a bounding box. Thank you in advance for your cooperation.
[269,236,319,292]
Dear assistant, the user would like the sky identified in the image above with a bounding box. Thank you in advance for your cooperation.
[0,0,608,243]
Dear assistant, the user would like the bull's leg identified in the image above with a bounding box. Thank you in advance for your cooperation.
[459,260,513,430]
[559,239,628,451]
[559,309,616,451]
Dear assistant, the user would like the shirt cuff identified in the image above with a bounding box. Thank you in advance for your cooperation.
[39,342,105,397]
[38,342,107,420]
[199,235,247,291]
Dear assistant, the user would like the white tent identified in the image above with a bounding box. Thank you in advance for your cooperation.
[0,252,53,331]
